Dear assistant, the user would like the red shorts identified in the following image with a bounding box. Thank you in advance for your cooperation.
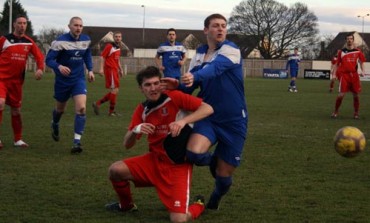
[104,67,120,89]
[339,72,361,94]
[124,152,193,213]
[0,79,23,108]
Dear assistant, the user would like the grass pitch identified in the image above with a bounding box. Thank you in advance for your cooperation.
[1,73,370,222]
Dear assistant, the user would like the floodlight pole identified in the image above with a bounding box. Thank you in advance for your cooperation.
[357,14,370,48]
[141,5,146,47]
[8,0,13,33]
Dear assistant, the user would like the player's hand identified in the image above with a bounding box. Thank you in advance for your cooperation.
[178,60,185,66]
[181,72,194,87]
[58,65,71,76]
[160,77,179,90]
[34,69,43,80]
[88,71,95,82]
[169,120,186,137]
[132,123,155,135]
[119,69,124,78]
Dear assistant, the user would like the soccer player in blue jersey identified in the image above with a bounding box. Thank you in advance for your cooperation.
[162,13,248,211]
[45,16,95,154]
[285,47,300,92]
[155,28,187,80]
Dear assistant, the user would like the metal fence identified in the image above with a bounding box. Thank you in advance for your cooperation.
[29,57,314,78]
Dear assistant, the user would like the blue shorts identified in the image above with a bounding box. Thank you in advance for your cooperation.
[290,69,298,78]
[54,79,87,102]
[193,118,247,167]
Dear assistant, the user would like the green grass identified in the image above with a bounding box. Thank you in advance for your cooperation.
[1,74,370,222]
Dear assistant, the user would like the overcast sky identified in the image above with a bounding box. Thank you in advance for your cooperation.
[1,0,370,36]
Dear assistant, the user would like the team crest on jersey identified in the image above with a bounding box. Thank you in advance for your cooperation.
[161,107,169,116]
[24,46,29,51]
[174,200,181,207]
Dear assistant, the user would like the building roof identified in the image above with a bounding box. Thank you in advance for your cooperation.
[83,26,207,51]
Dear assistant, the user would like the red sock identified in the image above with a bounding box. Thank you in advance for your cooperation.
[188,202,205,220]
[11,113,22,142]
[109,93,117,113]
[353,95,359,113]
[98,93,111,106]
[335,95,344,112]
[111,180,134,210]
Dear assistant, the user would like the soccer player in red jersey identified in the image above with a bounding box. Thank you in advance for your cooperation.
[93,31,124,116]
[105,66,213,222]
[331,33,366,119]
[0,15,44,149]
[329,50,339,93]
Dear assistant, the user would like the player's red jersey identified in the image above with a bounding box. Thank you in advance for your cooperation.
[337,48,365,74]
[0,34,44,82]
[101,42,120,69]
[331,56,338,65]
[128,90,202,160]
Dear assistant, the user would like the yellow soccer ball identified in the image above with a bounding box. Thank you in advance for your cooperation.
[334,126,366,157]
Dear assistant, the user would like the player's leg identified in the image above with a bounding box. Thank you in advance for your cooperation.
[52,82,70,142]
[70,80,88,153]
[71,94,86,153]
[207,128,245,210]
[106,153,154,212]
[108,88,120,116]
[8,82,28,147]
[353,93,360,119]
[352,75,361,119]
[93,69,113,115]
[290,70,298,92]
[51,101,67,142]
[185,119,215,166]
[207,160,235,210]
[0,91,5,148]
[106,160,137,211]
[332,76,347,118]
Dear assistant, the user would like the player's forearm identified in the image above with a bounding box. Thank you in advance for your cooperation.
[123,131,137,149]
[182,103,213,124]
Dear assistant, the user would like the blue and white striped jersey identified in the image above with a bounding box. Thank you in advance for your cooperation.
[156,41,186,79]
[183,40,247,134]
[46,32,93,84]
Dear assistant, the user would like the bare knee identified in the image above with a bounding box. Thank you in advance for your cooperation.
[170,213,189,223]
[108,161,130,181]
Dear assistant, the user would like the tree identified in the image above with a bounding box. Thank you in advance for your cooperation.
[228,0,319,59]
[37,26,65,54]
[0,0,35,37]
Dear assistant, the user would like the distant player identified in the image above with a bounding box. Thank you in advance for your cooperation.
[0,15,44,149]
[155,28,187,80]
[286,47,300,92]
[46,16,95,154]
[329,50,339,93]
[93,31,124,116]
[331,33,365,119]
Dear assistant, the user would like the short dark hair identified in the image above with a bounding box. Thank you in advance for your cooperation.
[204,13,227,28]
[345,33,354,40]
[167,28,176,34]
[136,66,162,86]
[294,47,298,50]
[14,14,28,22]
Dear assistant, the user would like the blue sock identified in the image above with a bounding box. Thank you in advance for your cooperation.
[290,80,295,87]
[186,150,212,166]
[74,114,86,144]
[214,175,232,197]
[52,109,63,124]
[207,175,232,209]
